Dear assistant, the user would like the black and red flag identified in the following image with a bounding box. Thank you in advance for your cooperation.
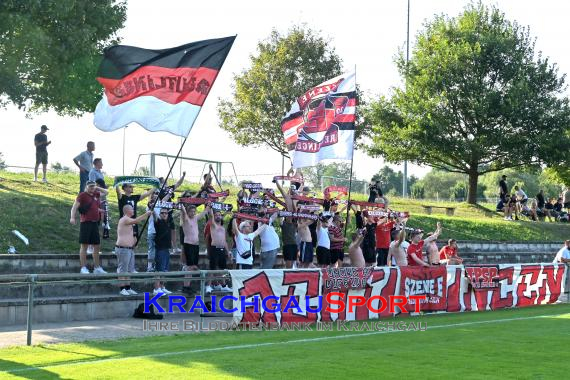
[94,36,235,137]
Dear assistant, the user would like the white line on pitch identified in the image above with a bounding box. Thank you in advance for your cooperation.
[4,312,568,374]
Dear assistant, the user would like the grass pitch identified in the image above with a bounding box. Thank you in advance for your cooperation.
[0,303,569,379]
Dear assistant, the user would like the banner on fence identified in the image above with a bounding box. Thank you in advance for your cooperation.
[230,264,567,325]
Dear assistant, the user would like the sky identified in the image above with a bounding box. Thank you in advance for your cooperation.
[2,0,570,186]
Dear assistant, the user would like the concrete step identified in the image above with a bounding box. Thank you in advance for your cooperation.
[0,292,233,326]
[0,277,206,299]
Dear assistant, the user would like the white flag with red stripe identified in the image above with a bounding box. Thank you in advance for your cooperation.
[281,71,356,168]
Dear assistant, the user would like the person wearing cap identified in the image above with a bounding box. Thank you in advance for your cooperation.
[406,222,442,267]
[33,125,51,183]
[70,180,108,274]
[73,141,95,193]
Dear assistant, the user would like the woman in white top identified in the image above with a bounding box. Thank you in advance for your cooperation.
[232,217,267,269]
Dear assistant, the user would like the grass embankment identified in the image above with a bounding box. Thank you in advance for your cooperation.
[0,170,568,254]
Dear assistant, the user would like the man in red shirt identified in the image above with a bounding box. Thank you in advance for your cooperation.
[375,216,395,266]
[407,222,442,267]
[439,239,463,265]
[70,181,108,274]
[328,214,345,268]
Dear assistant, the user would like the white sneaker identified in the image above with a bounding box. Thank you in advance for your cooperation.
[93,266,107,274]
[153,288,163,295]
[161,287,172,295]
[42,178,48,183]
[87,245,94,255]
[175,248,182,253]
[132,270,139,273]
[205,285,213,294]
[80,266,90,274]
[120,289,130,296]
[127,289,138,295]
[213,284,222,291]
[221,285,233,292]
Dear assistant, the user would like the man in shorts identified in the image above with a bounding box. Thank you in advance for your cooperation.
[70,181,108,274]
[349,231,365,268]
[328,214,345,268]
[115,205,151,295]
[180,204,209,270]
[281,216,298,268]
[207,209,232,293]
[33,125,50,183]
[298,218,315,268]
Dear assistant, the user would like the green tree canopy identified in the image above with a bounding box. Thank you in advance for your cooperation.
[364,3,570,204]
[217,26,345,156]
[0,0,126,115]
[370,166,417,197]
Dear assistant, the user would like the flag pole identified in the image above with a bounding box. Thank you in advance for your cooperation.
[344,66,357,237]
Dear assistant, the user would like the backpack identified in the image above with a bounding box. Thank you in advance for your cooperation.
[133,303,163,319]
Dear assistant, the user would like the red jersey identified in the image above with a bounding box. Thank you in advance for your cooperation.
[406,240,425,266]
[76,191,101,223]
[439,246,457,260]
[375,220,394,249]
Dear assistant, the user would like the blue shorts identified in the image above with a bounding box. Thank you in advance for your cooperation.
[299,241,314,263]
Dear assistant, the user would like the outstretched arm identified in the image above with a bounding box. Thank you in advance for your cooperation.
[251,223,267,239]
[424,222,442,243]
[139,188,154,201]
[196,205,210,221]
[173,171,186,190]
[115,186,122,200]
[125,210,152,225]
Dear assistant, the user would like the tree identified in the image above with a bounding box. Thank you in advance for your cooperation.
[370,166,417,197]
[217,26,344,156]
[304,162,353,189]
[132,166,151,176]
[0,0,127,115]
[0,152,6,170]
[364,3,570,204]
[51,162,72,173]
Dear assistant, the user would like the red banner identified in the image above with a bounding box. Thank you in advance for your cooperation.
[230,264,567,326]
[400,266,447,311]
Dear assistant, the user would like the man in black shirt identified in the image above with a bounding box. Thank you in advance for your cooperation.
[34,125,51,183]
[116,184,154,236]
[153,208,174,295]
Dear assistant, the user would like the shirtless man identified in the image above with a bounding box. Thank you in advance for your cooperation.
[387,228,408,267]
[115,205,151,295]
[349,231,365,268]
[180,204,209,270]
[298,218,315,268]
[425,232,441,265]
[206,208,232,293]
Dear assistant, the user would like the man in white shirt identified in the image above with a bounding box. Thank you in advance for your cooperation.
[553,240,570,263]
[258,209,280,269]
[232,217,267,269]
[514,186,528,215]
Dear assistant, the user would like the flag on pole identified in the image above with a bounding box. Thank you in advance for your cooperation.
[281,71,356,168]
[94,36,235,137]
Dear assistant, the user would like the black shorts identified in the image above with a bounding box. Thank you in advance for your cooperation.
[35,151,48,165]
[316,246,331,265]
[283,244,298,261]
[519,198,528,205]
[184,243,200,266]
[330,249,344,263]
[362,244,376,263]
[376,248,389,266]
[79,221,100,245]
[209,247,227,270]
